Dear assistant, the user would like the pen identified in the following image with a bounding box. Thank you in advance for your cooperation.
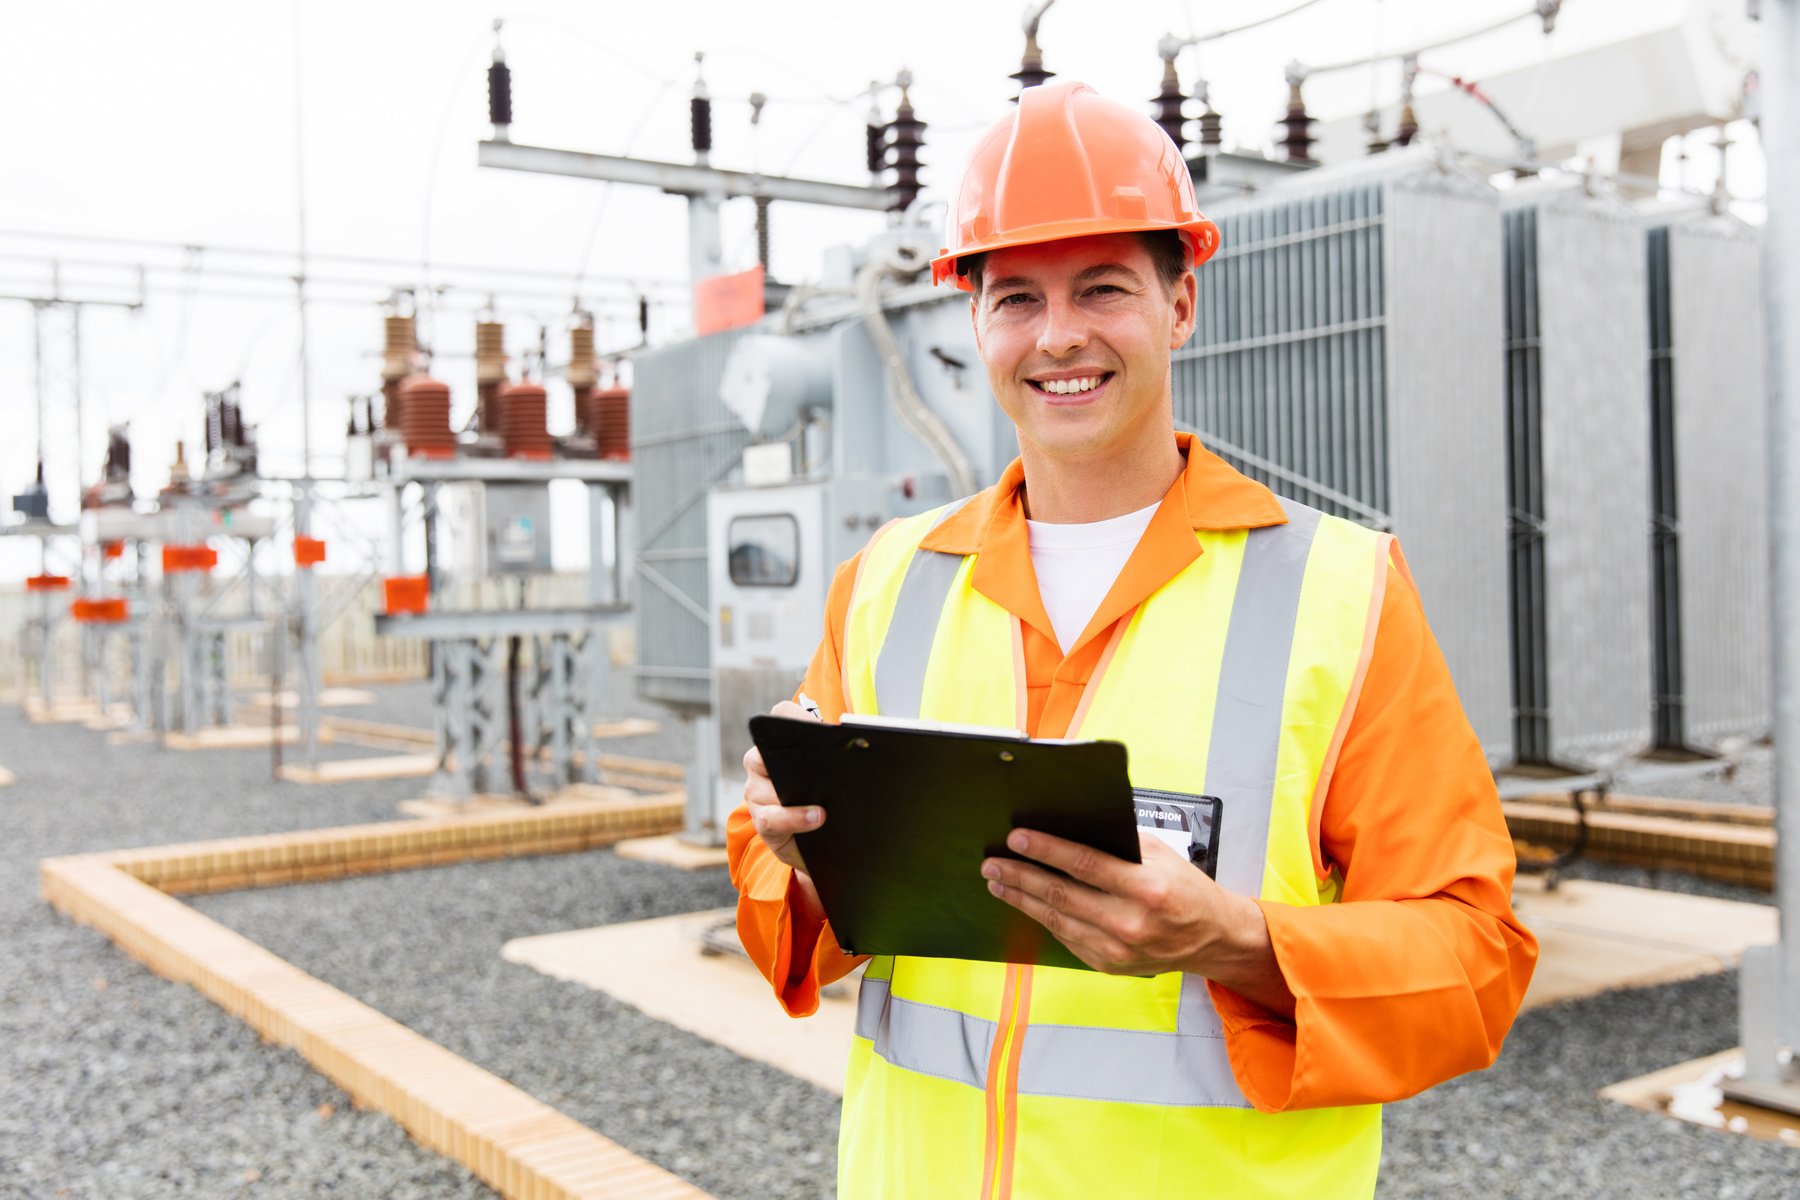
[796,693,822,719]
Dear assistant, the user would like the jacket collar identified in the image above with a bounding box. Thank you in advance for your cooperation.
[918,432,1289,655]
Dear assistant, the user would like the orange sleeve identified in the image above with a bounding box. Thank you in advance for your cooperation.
[726,553,870,1017]
[1210,551,1539,1112]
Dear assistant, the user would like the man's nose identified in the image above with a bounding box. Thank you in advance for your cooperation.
[1035,294,1089,358]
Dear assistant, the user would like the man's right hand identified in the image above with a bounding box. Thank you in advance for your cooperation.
[743,699,825,873]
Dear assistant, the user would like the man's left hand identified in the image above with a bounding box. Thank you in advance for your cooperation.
[982,829,1296,1016]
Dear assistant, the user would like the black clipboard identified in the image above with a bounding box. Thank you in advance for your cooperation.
[749,714,1139,971]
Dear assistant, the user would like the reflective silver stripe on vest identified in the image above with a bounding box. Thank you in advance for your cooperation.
[1173,500,1320,1062]
[858,499,1330,1108]
[872,498,975,718]
[856,976,995,1090]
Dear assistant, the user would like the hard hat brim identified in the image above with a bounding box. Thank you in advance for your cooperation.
[931,218,1222,290]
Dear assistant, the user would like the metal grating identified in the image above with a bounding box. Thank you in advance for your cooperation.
[1505,205,1550,762]
[1178,151,1513,763]
[1653,215,1771,749]
[1502,184,1654,768]
[1175,182,1390,524]
[1647,225,1682,747]
[628,329,752,710]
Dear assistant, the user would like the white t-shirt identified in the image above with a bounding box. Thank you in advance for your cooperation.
[1025,500,1160,653]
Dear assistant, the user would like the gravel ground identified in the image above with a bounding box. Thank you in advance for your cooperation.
[5,683,1797,1198]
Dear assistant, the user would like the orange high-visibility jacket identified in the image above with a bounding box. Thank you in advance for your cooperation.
[729,433,1537,1114]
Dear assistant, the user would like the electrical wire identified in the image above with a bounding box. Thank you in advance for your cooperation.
[1302,1,1567,76]
[0,228,684,293]
[1173,0,1333,48]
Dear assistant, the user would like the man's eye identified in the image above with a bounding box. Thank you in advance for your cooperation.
[1088,284,1122,296]
[996,293,1032,307]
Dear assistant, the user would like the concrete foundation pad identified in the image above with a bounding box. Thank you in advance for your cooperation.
[242,687,379,709]
[500,877,1774,1100]
[593,717,660,739]
[1602,1050,1800,1146]
[1513,877,1776,1010]
[279,753,439,785]
[163,724,336,751]
[613,834,730,870]
[398,784,677,820]
[503,909,861,1095]
[21,697,106,724]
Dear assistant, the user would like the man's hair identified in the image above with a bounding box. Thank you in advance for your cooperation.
[960,229,1189,296]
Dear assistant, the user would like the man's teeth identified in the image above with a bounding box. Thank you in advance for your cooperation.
[1038,376,1102,395]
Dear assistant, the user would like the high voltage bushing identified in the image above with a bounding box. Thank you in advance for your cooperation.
[1280,72,1316,164]
[691,94,713,154]
[567,323,597,390]
[866,119,885,175]
[1195,80,1223,152]
[381,313,417,430]
[637,296,649,342]
[488,58,512,129]
[1153,55,1187,151]
[886,78,926,213]
[1011,27,1055,96]
[488,20,512,132]
[755,196,771,272]
[476,319,507,435]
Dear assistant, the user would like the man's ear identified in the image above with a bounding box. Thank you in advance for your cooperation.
[968,295,982,352]
[1168,269,1198,351]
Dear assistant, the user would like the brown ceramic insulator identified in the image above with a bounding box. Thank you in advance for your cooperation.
[570,385,596,435]
[499,381,553,459]
[475,320,507,385]
[592,386,630,461]
[382,315,417,382]
[567,324,598,390]
[398,374,457,458]
[1281,81,1316,164]
[380,377,402,431]
[477,380,503,435]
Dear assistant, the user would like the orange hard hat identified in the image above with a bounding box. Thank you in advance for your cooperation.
[931,81,1222,290]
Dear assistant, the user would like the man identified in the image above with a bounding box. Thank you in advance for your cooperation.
[728,81,1536,1200]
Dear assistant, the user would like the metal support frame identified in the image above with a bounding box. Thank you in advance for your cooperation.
[383,610,610,801]
[1729,0,1800,1114]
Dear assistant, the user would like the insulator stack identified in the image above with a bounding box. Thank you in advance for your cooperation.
[866,121,885,175]
[475,320,508,434]
[637,296,649,343]
[691,95,712,155]
[1193,78,1223,151]
[397,375,456,459]
[1011,32,1054,96]
[499,381,553,459]
[381,314,418,429]
[591,385,630,461]
[488,61,512,130]
[1393,100,1419,148]
[1394,59,1419,148]
[755,196,772,272]
[887,84,926,213]
[568,324,598,434]
[1280,79,1316,164]
[1364,110,1390,156]
[1153,57,1186,150]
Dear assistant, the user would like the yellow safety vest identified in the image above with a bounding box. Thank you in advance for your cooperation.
[835,495,1392,1200]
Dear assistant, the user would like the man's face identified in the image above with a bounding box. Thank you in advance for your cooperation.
[970,233,1197,464]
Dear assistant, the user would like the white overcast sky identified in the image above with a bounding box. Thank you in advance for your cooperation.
[0,0,1764,579]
